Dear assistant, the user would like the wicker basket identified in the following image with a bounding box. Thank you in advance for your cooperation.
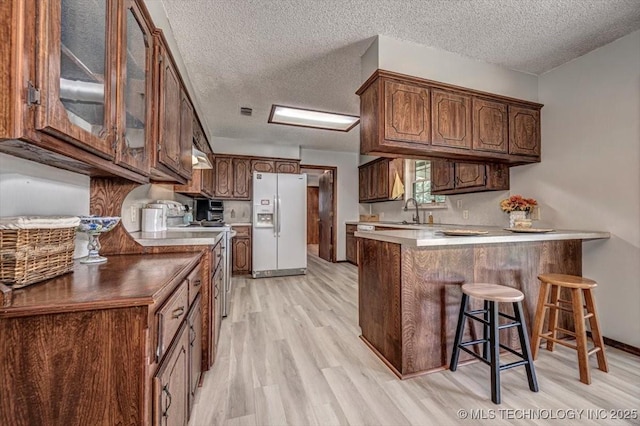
[0,227,76,288]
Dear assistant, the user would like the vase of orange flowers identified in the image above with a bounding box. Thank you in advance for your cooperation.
[500,195,537,228]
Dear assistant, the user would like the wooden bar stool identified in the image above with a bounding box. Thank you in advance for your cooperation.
[450,283,538,404]
[531,273,608,384]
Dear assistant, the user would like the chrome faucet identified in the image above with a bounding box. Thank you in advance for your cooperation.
[403,198,421,224]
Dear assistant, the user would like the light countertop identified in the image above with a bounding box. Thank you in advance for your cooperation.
[130,230,224,246]
[354,224,610,247]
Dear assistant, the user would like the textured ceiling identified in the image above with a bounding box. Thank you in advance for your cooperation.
[160,0,640,153]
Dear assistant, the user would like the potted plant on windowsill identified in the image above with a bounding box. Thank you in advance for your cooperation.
[500,195,537,228]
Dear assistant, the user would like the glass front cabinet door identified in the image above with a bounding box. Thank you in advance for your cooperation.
[35,0,152,176]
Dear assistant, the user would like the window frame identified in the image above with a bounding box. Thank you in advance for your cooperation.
[404,159,447,209]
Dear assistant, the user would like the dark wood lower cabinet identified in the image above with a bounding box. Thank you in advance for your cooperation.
[0,253,210,426]
[346,224,358,265]
[232,226,252,275]
[187,295,202,416]
[155,322,189,426]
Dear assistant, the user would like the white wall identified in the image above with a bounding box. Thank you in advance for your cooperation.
[515,30,640,347]
[211,137,300,159]
[0,153,90,258]
[300,148,359,261]
[373,35,539,101]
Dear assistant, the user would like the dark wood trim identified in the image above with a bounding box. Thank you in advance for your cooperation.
[586,331,640,357]
[356,69,543,109]
[300,164,338,263]
[268,104,360,132]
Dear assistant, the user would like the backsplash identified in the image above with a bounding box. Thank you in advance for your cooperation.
[120,184,193,232]
[224,200,251,223]
[359,191,513,227]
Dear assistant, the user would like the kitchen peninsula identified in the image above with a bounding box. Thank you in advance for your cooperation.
[355,225,609,378]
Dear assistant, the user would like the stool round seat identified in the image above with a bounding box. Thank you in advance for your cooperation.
[462,283,524,302]
[538,273,597,289]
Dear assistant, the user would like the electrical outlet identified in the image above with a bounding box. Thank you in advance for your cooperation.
[456,200,462,209]
[463,210,469,220]
[130,205,137,222]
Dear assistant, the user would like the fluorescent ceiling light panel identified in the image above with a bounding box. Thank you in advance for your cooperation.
[269,105,359,132]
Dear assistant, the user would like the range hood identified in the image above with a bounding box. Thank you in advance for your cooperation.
[192,147,213,169]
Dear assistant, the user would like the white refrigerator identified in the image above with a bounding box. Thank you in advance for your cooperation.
[252,172,307,278]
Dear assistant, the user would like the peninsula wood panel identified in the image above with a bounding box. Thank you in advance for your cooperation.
[358,238,402,373]
[359,239,582,378]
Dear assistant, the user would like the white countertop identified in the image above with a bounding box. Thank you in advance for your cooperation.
[354,224,610,247]
[131,230,224,247]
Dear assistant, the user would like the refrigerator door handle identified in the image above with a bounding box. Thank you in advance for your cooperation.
[277,197,282,236]
[273,195,278,237]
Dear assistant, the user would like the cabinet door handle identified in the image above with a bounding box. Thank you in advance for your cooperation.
[171,306,185,319]
[190,324,196,345]
[162,384,172,417]
[193,279,201,287]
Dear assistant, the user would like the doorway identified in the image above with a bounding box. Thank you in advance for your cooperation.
[301,165,337,263]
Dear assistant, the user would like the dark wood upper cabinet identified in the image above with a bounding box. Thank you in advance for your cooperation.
[431,160,455,192]
[214,156,233,198]
[358,158,404,203]
[35,0,117,160]
[472,97,508,153]
[431,90,471,149]
[357,70,542,165]
[153,31,184,181]
[275,160,299,174]
[454,163,486,189]
[251,159,275,173]
[431,160,509,195]
[384,80,430,145]
[232,158,251,199]
[178,91,193,179]
[114,0,153,176]
[509,105,541,157]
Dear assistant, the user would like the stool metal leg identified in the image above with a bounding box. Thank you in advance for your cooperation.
[513,301,539,393]
[483,299,489,361]
[450,293,469,371]
[489,301,501,404]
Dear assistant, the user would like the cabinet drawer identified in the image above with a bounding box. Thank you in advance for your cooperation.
[187,264,202,306]
[233,225,251,238]
[157,282,189,362]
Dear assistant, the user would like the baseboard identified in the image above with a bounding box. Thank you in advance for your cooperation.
[587,331,640,357]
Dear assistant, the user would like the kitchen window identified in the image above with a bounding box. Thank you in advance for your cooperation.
[405,160,446,206]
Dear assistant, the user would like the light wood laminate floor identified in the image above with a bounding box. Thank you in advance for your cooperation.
[190,253,640,425]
